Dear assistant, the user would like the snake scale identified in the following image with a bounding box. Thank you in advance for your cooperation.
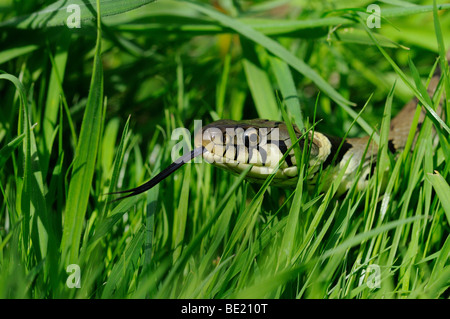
[110,53,446,202]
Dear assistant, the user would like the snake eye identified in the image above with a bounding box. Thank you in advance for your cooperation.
[244,129,259,148]
[244,133,258,148]
[249,133,258,143]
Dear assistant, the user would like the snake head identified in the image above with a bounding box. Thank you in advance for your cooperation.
[194,119,332,186]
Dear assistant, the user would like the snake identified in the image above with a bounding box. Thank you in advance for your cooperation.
[110,56,446,202]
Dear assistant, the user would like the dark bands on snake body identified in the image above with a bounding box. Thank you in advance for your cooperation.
[109,53,447,201]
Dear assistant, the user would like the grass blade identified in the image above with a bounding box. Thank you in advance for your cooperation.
[101,226,146,298]
[270,56,304,129]
[359,13,450,135]
[241,39,280,120]
[185,1,351,106]
[60,2,104,264]
[426,172,450,224]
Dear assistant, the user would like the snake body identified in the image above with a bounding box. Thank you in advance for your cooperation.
[110,57,445,201]
[194,103,414,195]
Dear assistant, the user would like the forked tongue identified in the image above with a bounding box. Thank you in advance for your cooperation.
[108,147,204,202]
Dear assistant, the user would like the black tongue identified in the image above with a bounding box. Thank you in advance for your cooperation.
[108,147,204,202]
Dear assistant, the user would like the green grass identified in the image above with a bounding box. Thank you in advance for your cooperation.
[0,0,449,299]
